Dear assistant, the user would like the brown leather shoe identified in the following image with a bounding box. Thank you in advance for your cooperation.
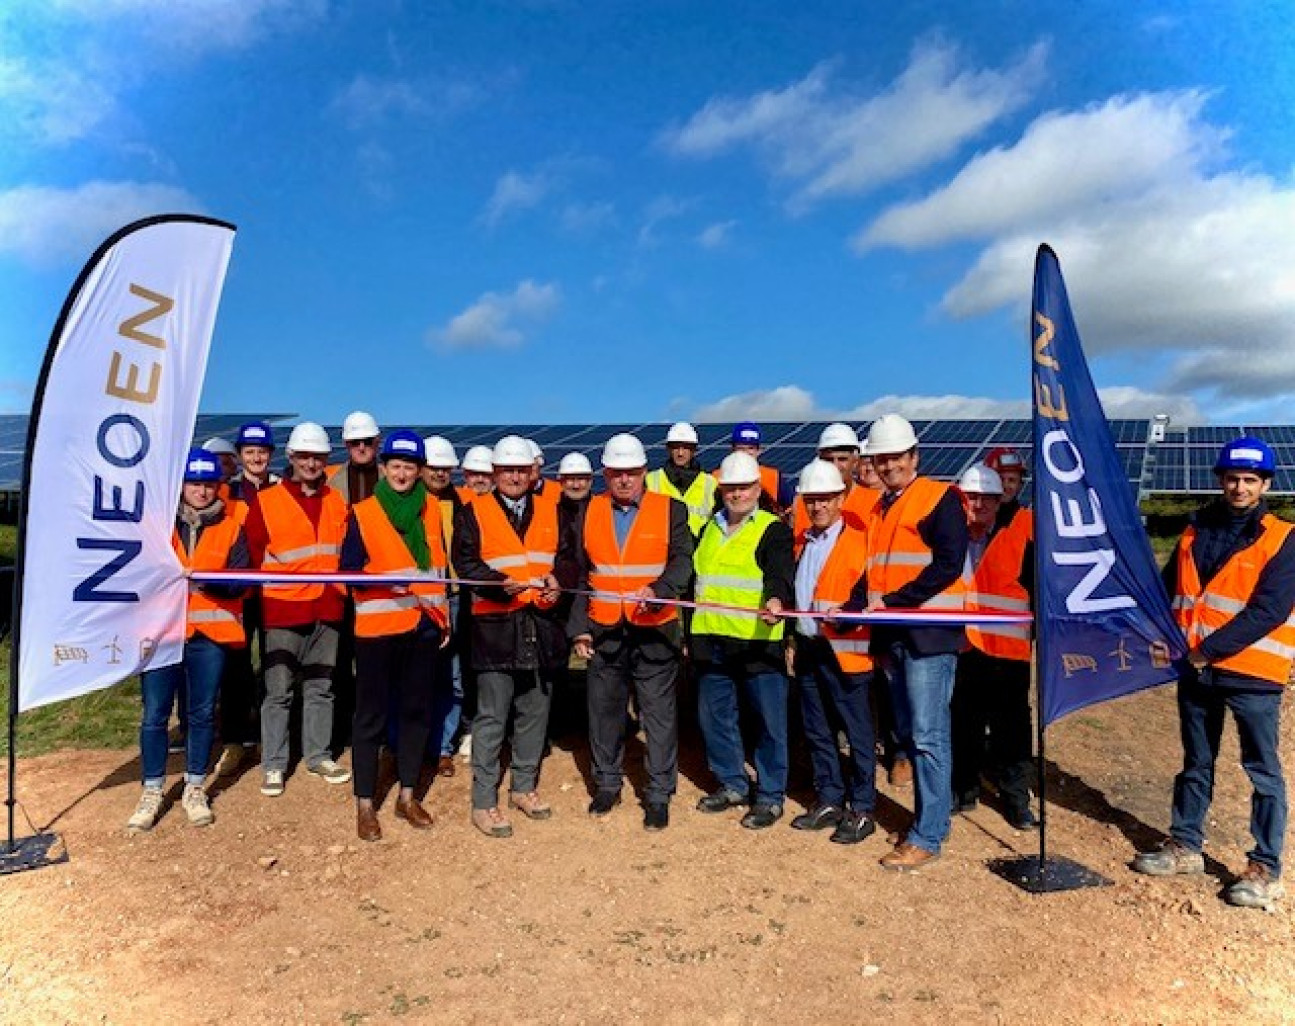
[395,796,434,830]
[508,790,552,820]
[880,840,940,872]
[471,806,513,838]
[436,755,456,778]
[888,758,913,788]
[357,804,382,842]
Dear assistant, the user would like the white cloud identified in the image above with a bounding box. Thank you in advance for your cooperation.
[638,195,693,246]
[331,73,481,131]
[433,280,561,350]
[0,181,204,265]
[689,384,1199,425]
[49,0,328,54]
[857,90,1224,250]
[560,201,617,234]
[696,220,737,250]
[661,40,1046,209]
[482,171,551,228]
[0,54,118,145]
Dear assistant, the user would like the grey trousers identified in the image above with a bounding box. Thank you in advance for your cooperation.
[472,669,553,809]
[261,622,340,773]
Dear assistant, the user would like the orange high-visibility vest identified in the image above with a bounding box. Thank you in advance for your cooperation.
[964,513,1032,662]
[173,516,245,646]
[792,485,879,553]
[866,477,965,613]
[471,494,559,615]
[257,483,348,604]
[1173,514,1295,685]
[805,523,872,674]
[350,496,450,638]
[584,491,678,628]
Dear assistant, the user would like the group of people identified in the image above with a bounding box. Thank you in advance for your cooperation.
[127,412,1289,906]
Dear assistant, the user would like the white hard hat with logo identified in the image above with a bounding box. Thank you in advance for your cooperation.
[865,414,919,455]
[462,445,494,473]
[602,433,647,469]
[423,435,459,468]
[558,452,594,476]
[797,459,846,495]
[817,422,859,452]
[493,435,534,467]
[342,410,380,441]
[666,422,699,445]
[286,422,332,455]
[717,451,761,485]
[957,463,1003,496]
[525,438,544,463]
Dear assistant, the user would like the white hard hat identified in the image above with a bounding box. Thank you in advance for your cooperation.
[202,436,237,456]
[717,451,760,486]
[602,433,648,469]
[342,410,380,441]
[286,421,332,455]
[797,459,846,495]
[666,421,699,445]
[423,435,458,468]
[865,414,919,455]
[525,438,544,463]
[958,463,1004,496]
[492,434,534,468]
[817,422,859,452]
[558,452,594,476]
[462,445,494,474]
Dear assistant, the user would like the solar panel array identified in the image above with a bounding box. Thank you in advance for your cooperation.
[0,413,1288,496]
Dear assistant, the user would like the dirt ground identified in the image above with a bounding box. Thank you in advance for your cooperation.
[1,683,1293,1026]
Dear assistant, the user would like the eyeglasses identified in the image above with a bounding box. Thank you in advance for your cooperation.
[606,468,643,479]
[346,438,377,449]
[802,494,839,506]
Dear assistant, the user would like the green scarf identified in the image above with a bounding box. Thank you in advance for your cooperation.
[374,478,430,570]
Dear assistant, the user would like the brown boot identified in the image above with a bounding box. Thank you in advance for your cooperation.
[395,796,434,830]
[436,755,456,778]
[508,790,552,820]
[357,804,382,842]
[471,806,513,838]
[879,841,940,872]
[888,758,913,788]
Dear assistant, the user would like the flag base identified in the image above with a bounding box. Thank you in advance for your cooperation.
[987,854,1110,894]
[0,833,68,877]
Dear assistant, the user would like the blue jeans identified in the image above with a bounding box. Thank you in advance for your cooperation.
[697,663,788,806]
[140,634,226,786]
[883,643,956,853]
[796,638,876,811]
[1170,679,1287,875]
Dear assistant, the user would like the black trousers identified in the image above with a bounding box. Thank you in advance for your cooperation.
[586,623,681,805]
[951,648,1033,807]
[219,593,262,745]
[352,622,440,798]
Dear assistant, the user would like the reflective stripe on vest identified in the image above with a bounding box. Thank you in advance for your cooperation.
[646,468,717,535]
[692,510,784,642]
[865,477,966,614]
[965,510,1033,661]
[258,484,348,604]
[173,517,245,646]
[585,490,678,628]
[472,494,560,615]
[807,524,873,673]
[1173,514,1295,685]
[351,496,449,638]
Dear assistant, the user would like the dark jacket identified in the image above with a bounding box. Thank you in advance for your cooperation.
[844,483,969,656]
[566,493,695,650]
[1164,499,1295,689]
[451,492,573,672]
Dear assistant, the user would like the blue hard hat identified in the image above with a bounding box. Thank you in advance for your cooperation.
[1215,436,1276,476]
[380,428,427,464]
[184,447,223,482]
[731,421,762,445]
[236,420,275,449]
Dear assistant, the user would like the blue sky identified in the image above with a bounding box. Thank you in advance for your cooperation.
[2,1,1293,429]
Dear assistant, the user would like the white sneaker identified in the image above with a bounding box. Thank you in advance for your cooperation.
[307,759,351,785]
[457,733,472,759]
[261,769,285,797]
[210,743,245,780]
[182,783,214,826]
[127,786,165,832]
